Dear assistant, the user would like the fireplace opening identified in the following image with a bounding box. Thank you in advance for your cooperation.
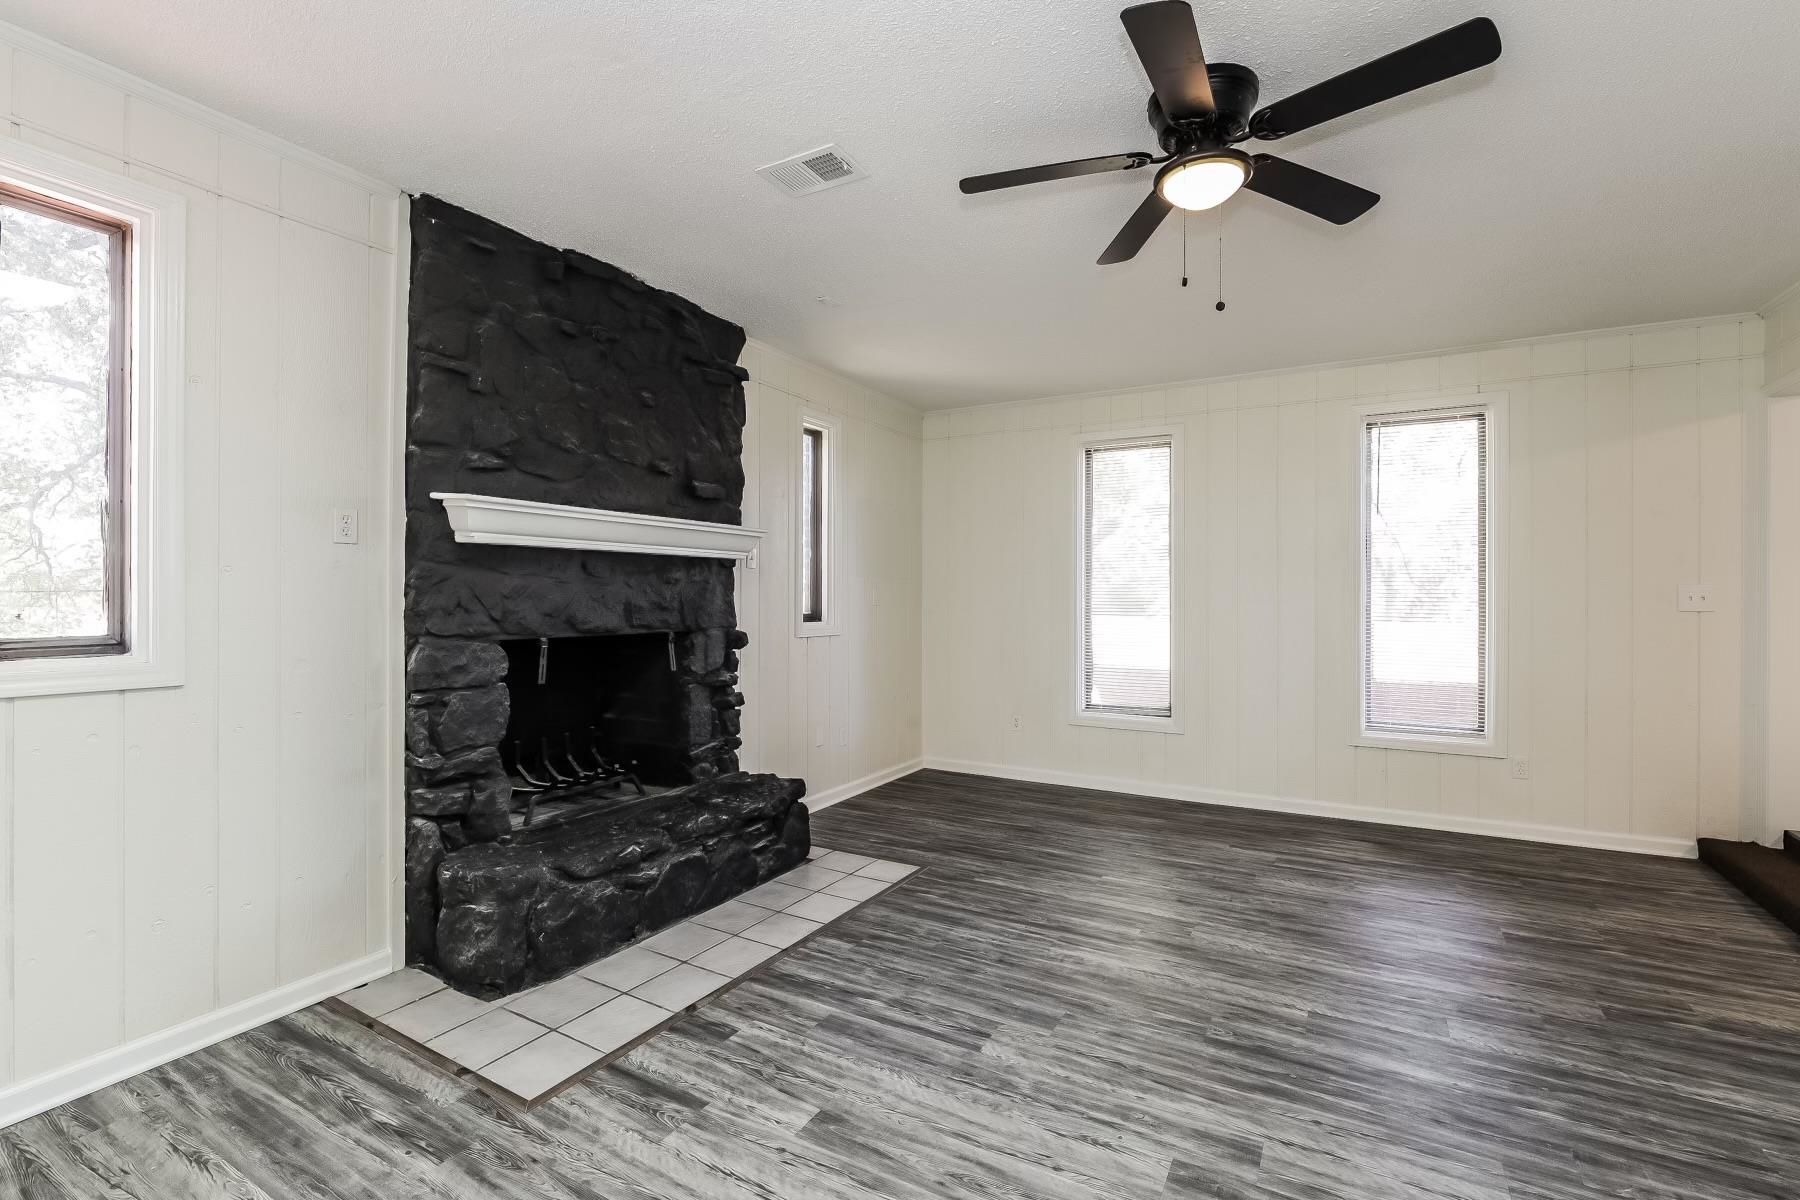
[497,632,706,827]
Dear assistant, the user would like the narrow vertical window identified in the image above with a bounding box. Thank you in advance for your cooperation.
[800,422,826,625]
[1079,436,1173,722]
[1359,406,1495,746]
[0,183,130,659]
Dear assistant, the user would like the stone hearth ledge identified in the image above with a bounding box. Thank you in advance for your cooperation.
[426,772,809,998]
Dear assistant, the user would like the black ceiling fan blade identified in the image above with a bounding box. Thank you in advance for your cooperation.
[1243,155,1379,224]
[1121,1,1215,119]
[1249,17,1500,140]
[1097,188,1173,264]
[959,153,1151,195]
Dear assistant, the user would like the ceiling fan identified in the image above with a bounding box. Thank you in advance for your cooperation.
[959,2,1501,264]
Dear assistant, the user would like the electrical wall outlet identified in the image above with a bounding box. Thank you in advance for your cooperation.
[332,508,359,544]
[1009,715,1023,731]
[1510,759,1530,780]
[1677,585,1715,612]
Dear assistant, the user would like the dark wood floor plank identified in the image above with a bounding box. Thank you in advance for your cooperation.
[1,1116,139,1200]
[66,1109,275,1200]
[9,769,1800,1198]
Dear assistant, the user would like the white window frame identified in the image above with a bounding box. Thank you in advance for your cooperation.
[1071,425,1183,734]
[1351,392,1506,758]
[0,140,186,699]
[793,407,839,638]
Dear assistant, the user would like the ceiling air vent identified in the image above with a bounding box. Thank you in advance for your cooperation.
[755,145,868,196]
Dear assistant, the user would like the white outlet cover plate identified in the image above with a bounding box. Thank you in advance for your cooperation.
[1677,585,1715,612]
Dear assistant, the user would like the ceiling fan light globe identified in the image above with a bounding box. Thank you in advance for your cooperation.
[1156,152,1251,211]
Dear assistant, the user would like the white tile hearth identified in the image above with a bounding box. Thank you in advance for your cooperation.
[778,863,849,890]
[687,898,768,933]
[737,879,811,911]
[854,860,917,883]
[562,994,670,1053]
[333,848,918,1105]
[382,987,493,1042]
[812,850,877,873]
[689,934,782,976]
[504,974,617,1027]
[579,945,682,991]
[636,920,731,960]
[482,1032,605,1100]
[426,1007,543,1070]
[740,912,822,949]
[340,968,444,1017]
[820,873,890,902]
[631,962,731,1011]
[786,892,860,923]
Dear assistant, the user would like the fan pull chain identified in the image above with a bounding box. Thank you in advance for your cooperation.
[1215,208,1226,312]
[1180,209,1189,288]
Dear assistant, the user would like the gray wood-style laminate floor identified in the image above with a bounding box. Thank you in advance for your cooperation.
[7,769,1800,1199]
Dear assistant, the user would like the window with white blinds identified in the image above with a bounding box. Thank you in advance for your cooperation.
[1359,407,1493,744]
[1079,436,1173,721]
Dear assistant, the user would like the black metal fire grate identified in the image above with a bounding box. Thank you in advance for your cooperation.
[501,727,644,827]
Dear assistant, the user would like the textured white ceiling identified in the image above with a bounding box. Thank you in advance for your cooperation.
[8,0,1799,407]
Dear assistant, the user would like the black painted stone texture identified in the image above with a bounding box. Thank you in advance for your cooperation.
[406,194,748,645]
[403,195,806,996]
[436,773,808,996]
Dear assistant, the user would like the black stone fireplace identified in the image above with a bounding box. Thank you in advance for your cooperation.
[404,196,807,998]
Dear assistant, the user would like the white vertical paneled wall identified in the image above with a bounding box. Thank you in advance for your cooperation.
[1760,281,1800,842]
[922,317,1764,857]
[0,24,403,1122]
[736,340,924,806]
[1762,283,1800,394]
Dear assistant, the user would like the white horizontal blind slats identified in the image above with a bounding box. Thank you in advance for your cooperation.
[1362,411,1488,738]
[1082,439,1172,717]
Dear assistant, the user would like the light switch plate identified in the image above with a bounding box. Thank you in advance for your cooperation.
[1677,585,1715,612]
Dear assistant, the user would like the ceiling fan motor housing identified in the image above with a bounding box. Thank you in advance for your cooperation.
[1147,63,1261,153]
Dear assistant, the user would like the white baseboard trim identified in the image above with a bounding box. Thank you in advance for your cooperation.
[806,758,925,812]
[0,949,392,1129]
[924,756,1698,859]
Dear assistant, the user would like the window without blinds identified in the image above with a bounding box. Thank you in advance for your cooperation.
[1361,410,1488,739]
[1081,438,1172,719]
[0,184,130,659]
[800,423,825,623]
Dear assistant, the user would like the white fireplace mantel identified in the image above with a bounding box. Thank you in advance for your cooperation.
[432,492,763,567]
